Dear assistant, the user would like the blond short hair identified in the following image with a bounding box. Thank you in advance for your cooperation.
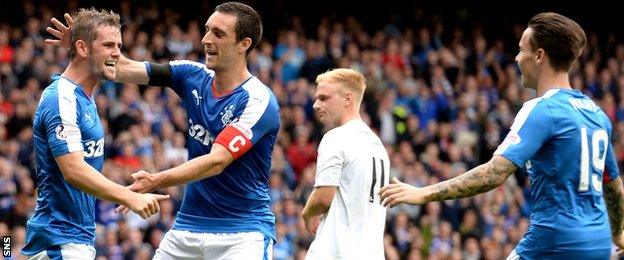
[315,68,366,105]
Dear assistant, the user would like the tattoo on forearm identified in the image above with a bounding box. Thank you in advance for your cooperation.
[425,156,517,202]
[603,177,624,236]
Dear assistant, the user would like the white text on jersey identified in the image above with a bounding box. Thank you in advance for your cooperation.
[189,118,214,146]
[569,98,600,113]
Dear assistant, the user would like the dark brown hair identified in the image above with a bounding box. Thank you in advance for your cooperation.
[528,12,587,71]
[215,2,262,56]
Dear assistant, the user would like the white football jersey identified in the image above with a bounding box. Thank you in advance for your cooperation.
[306,120,390,260]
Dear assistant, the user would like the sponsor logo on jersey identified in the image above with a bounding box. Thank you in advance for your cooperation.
[55,124,80,141]
[504,132,521,145]
[55,125,68,140]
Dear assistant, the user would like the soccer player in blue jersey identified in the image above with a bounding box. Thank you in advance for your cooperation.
[23,8,169,259]
[48,2,278,259]
[380,12,624,259]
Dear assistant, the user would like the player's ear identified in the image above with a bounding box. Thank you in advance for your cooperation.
[535,48,545,65]
[344,91,353,106]
[75,39,89,58]
[238,37,252,55]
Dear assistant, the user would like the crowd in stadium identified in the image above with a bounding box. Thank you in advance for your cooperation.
[2,1,624,259]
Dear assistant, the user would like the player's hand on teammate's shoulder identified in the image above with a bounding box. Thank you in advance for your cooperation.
[45,13,73,49]
[379,177,425,207]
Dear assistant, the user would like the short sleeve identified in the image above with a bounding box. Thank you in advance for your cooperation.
[43,91,83,157]
[604,140,620,183]
[214,82,279,159]
[314,130,344,187]
[165,60,212,97]
[495,99,553,168]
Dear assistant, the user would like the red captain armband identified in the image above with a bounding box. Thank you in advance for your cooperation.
[603,169,612,184]
[215,125,253,159]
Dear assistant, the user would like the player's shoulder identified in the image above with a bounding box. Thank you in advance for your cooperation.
[321,121,361,144]
[518,89,563,117]
[545,88,607,118]
[39,76,80,107]
[170,60,215,76]
[240,77,279,110]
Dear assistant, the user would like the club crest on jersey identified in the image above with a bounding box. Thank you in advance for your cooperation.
[192,89,203,105]
[220,105,236,125]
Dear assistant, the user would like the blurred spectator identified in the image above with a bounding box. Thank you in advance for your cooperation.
[1,1,623,259]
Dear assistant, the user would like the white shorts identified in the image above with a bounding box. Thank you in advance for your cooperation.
[25,243,95,260]
[154,230,273,260]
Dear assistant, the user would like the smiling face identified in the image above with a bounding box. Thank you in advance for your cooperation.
[202,11,244,72]
[87,25,121,81]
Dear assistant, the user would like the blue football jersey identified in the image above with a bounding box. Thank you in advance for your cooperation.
[22,75,105,255]
[495,88,619,258]
[150,60,280,240]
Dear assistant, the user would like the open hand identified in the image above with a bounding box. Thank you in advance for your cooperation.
[45,13,73,49]
[125,192,170,219]
[128,170,160,193]
[379,177,425,207]
[116,170,163,214]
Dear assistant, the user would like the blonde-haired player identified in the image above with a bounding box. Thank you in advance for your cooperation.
[302,68,389,259]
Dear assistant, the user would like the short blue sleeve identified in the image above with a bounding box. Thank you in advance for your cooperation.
[495,99,553,168]
[605,141,620,182]
[157,60,212,97]
[231,84,279,145]
[41,92,83,158]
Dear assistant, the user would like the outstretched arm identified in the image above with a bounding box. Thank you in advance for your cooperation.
[379,155,517,207]
[56,152,169,219]
[128,144,235,193]
[603,177,624,255]
[46,14,150,84]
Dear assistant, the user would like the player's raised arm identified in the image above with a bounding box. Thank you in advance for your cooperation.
[379,155,517,207]
[47,13,151,85]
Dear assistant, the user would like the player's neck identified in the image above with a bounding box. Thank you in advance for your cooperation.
[339,110,362,126]
[213,65,252,96]
[536,69,571,96]
[62,60,97,96]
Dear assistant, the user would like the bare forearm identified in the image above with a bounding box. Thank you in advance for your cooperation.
[63,161,132,205]
[114,55,149,85]
[423,155,516,202]
[157,155,226,189]
[302,195,330,219]
[603,177,624,237]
